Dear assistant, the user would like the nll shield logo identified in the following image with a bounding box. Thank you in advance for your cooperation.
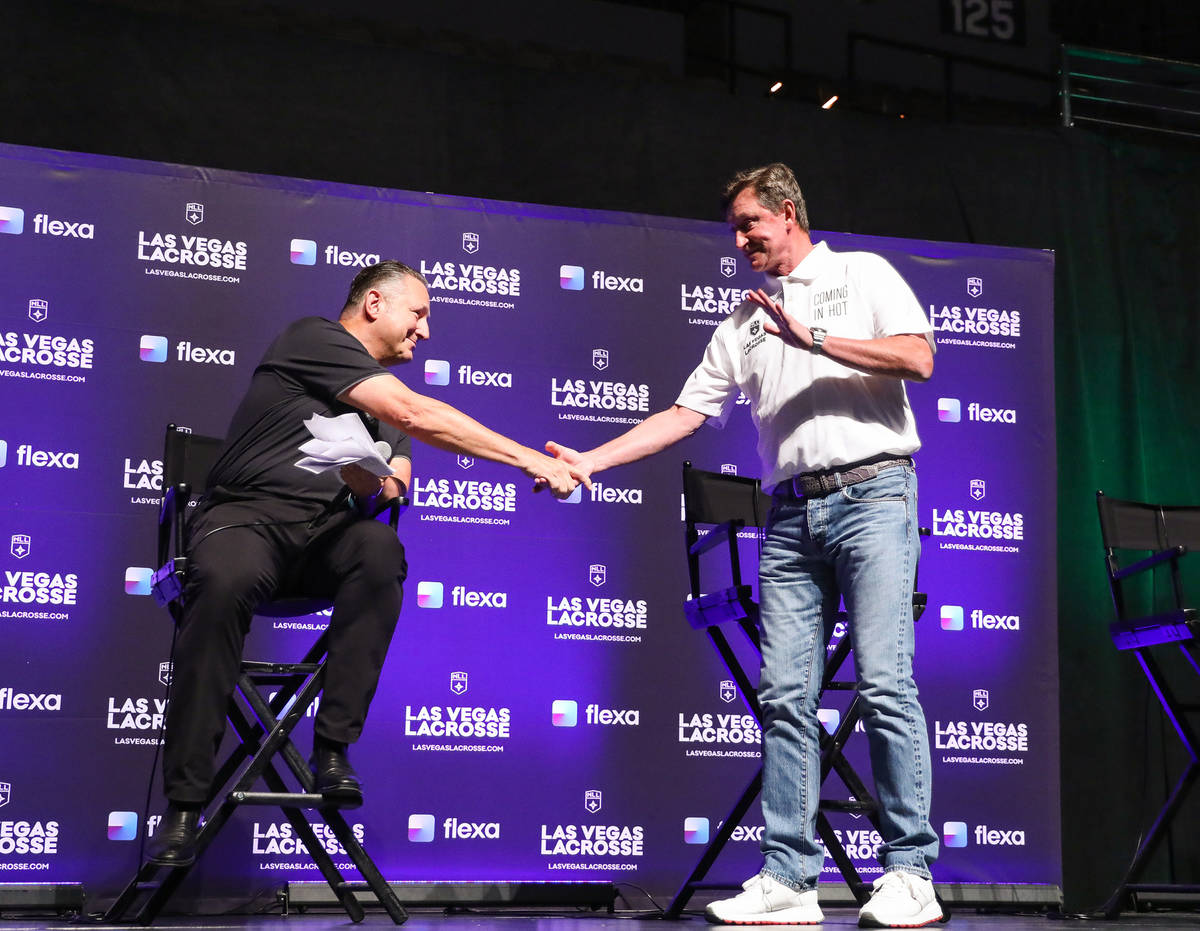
[462,232,479,254]
[457,455,475,470]
[28,299,48,323]
[0,782,9,808]
[720,256,737,279]
[589,564,606,588]
[720,680,737,703]
[10,534,31,559]
[973,689,989,712]
[158,662,173,687]
[970,479,986,501]
[185,203,204,226]
[749,320,760,337]
[584,789,602,813]
[592,349,609,372]
[450,671,469,695]
[967,276,983,298]
[720,464,738,475]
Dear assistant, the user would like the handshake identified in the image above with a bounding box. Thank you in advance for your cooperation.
[530,440,593,499]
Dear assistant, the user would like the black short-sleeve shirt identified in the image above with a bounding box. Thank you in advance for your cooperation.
[205,317,411,514]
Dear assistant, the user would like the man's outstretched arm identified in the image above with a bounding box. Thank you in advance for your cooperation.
[546,404,708,482]
[341,373,589,498]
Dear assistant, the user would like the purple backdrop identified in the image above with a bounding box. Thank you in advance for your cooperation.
[0,142,1057,902]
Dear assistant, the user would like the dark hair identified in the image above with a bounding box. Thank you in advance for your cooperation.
[721,162,809,232]
[342,261,428,311]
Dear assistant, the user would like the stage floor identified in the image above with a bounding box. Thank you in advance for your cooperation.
[6,911,1200,930]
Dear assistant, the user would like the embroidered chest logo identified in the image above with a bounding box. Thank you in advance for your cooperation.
[742,317,767,356]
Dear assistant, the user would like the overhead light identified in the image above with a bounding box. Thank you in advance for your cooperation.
[822,95,838,110]
[769,81,783,94]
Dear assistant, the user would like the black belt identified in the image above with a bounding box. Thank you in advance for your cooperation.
[775,455,913,499]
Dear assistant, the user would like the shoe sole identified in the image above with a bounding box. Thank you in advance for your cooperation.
[706,909,824,925]
[858,904,943,928]
[146,854,196,869]
[319,787,364,809]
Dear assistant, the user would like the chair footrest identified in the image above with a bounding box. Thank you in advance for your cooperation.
[242,661,323,675]
[819,799,878,813]
[1110,611,1197,650]
[229,791,324,806]
[684,585,757,630]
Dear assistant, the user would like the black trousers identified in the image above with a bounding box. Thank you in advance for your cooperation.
[162,499,407,804]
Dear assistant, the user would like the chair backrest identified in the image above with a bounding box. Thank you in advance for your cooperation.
[1096,491,1200,636]
[682,463,773,530]
[1097,491,1200,554]
[163,424,225,493]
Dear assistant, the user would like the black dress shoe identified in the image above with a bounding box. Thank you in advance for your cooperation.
[310,746,363,809]
[146,808,201,867]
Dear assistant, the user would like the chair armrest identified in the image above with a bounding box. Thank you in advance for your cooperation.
[1112,545,1188,580]
[689,520,745,557]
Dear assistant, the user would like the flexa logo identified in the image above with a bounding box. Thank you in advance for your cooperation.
[124,567,153,596]
[442,816,500,840]
[937,397,1016,424]
[551,700,639,726]
[551,699,578,727]
[425,361,512,388]
[559,265,585,291]
[290,239,317,265]
[175,341,236,365]
[558,265,644,292]
[0,687,63,711]
[416,582,507,608]
[0,444,80,470]
[0,206,25,235]
[424,360,450,386]
[322,244,381,268]
[455,364,512,388]
[684,817,709,844]
[943,821,1025,847]
[408,814,435,842]
[416,581,443,608]
[140,335,168,362]
[940,604,1020,631]
[32,212,95,239]
[589,482,643,505]
[107,810,139,841]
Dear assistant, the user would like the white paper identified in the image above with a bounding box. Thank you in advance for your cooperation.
[295,412,393,478]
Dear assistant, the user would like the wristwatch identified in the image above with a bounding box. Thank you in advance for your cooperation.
[809,326,827,354]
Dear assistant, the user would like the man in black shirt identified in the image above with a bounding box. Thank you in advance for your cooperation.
[150,261,585,866]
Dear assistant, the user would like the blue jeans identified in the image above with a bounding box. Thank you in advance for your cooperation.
[757,465,937,890]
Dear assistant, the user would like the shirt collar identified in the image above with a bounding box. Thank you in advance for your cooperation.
[765,240,832,288]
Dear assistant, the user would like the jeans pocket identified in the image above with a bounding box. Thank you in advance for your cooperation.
[839,467,910,503]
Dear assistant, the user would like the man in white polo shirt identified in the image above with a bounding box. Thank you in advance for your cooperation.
[546,163,940,928]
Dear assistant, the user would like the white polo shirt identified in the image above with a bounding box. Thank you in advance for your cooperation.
[675,241,934,491]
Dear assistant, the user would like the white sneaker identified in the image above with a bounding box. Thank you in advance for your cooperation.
[705,873,823,925]
[857,871,942,928]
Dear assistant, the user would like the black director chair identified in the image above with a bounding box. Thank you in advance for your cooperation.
[1096,491,1200,918]
[105,424,407,925]
[666,462,929,918]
